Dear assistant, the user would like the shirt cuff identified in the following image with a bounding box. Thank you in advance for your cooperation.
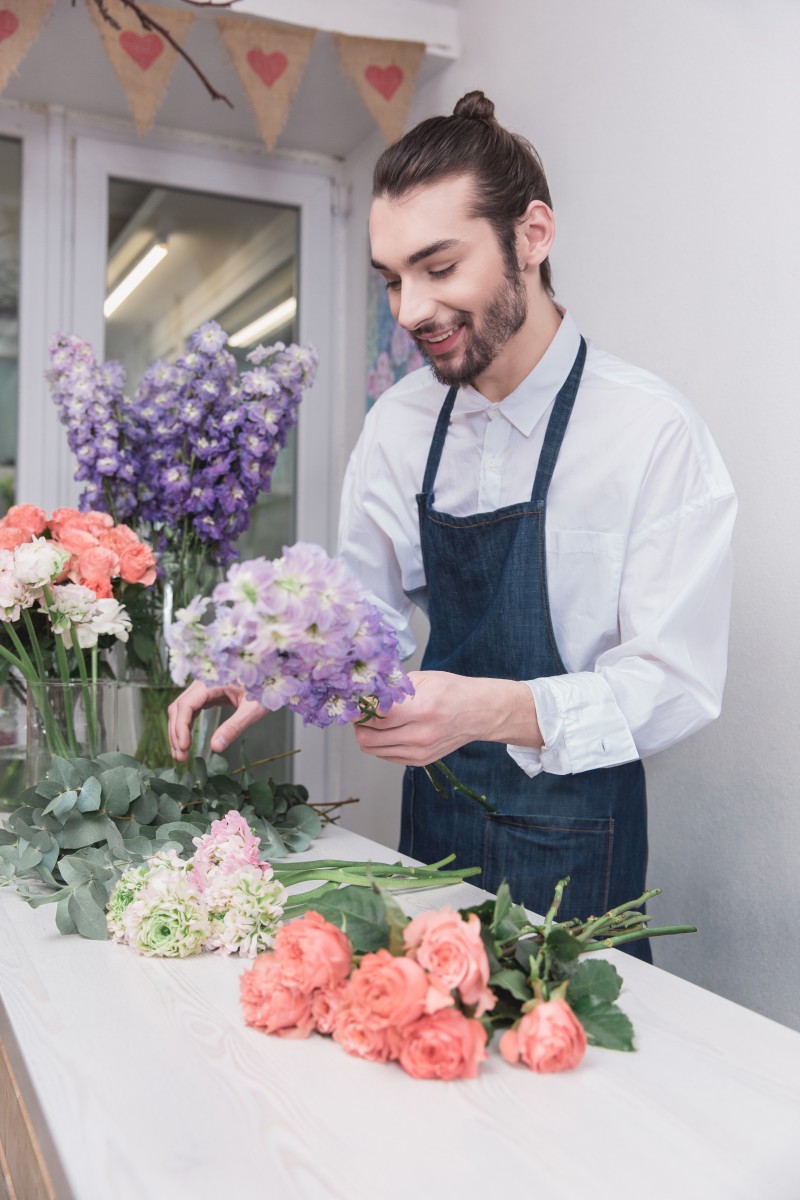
[508,674,640,775]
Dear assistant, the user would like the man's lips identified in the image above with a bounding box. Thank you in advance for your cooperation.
[415,323,464,356]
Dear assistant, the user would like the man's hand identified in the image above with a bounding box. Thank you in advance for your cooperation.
[353,670,542,765]
[167,681,268,762]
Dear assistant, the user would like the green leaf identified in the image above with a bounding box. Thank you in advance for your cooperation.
[570,997,635,1051]
[280,829,313,855]
[157,795,182,823]
[59,813,114,850]
[47,756,83,790]
[249,779,275,818]
[131,788,159,825]
[55,896,77,935]
[489,967,532,1002]
[252,819,290,860]
[17,844,43,871]
[282,805,322,838]
[568,959,623,1005]
[191,756,208,788]
[0,828,17,846]
[100,766,141,816]
[68,886,109,940]
[491,881,513,932]
[77,776,103,813]
[311,886,391,953]
[206,753,230,775]
[543,925,583,965]
[95,751,141,769]
[42,788,79,820]
[58,855,94,885]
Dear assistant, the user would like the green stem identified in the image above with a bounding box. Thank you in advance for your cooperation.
[3,621,38,681]
[68,628,97,759]
[232,748,301,775]
[581,924,697,951]
[426,759,497,814]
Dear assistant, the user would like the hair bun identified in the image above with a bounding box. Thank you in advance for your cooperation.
[453,91,495,122]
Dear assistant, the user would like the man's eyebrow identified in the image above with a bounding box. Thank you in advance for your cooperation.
[370,239,462,272]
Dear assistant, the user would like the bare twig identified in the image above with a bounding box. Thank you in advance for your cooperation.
[85,0,236,107]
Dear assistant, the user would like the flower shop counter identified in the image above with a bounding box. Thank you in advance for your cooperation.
[1,825,800,1200]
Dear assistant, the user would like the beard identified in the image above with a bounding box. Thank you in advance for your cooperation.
[414,268,528,389]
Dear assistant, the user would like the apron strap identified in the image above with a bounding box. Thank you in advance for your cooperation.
[530,337,587,504]
[421,386,459,497]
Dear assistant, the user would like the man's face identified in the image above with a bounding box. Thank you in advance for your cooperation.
[369,174,527,388]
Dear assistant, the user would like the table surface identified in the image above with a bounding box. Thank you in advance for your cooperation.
[1,825,800,1200]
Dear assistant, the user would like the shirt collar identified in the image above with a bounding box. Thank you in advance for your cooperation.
[454,310,583,436]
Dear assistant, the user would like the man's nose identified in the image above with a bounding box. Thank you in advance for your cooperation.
[396,279,436,331]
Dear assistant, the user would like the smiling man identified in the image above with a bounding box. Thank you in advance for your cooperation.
[337,91,737,958]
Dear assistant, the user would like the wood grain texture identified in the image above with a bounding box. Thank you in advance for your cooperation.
[0,1034,55,1200]
[1,827,799,1200]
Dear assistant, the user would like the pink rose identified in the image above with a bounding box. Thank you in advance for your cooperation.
[4,504,47,537]
[311,983,349,1035]
[404,908,495,1016]
[398,1009,488,1080]
[239,954,315,1038]
[332,1003,399,1062]
[499,998,587,1073]
[0,525,29,551]
[273,911,353,993]
[117,541,157,586]
[73,545,120,588]
[345,949,430,1031]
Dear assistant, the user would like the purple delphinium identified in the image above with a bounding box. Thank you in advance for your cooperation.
[167,543,414,728]
[46,323,319,567]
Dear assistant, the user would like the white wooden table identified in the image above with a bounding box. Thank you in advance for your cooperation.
[1,825,799,1200]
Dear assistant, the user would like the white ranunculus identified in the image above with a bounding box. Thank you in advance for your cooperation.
[88,597,132,643]
[13,537,69,589]
[0,571,28,622]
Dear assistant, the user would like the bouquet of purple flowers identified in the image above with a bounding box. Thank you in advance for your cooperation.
[168,542,414,727]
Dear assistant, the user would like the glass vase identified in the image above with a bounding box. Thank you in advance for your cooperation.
[0,674,27,811]
[116,681,221,770]
[26,680,118,786]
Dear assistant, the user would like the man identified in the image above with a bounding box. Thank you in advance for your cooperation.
[170,92,736,959]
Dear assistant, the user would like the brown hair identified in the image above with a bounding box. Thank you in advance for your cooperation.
[372,91,554,297]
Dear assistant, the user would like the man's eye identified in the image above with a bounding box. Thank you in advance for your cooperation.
[385,279,401,291]
[430,265,456,279]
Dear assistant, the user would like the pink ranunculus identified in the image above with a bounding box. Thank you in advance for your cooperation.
[240,953,315,1038]
[73,545,120,588]
[403,908,495,1016]
[0,525,29,551]
[499,998,588,1073]
[345,948,429,1031]
[332,1002,400,1063]
[4,504,47,537]
[398,1009,488,1081]
[311,983,349,1035]
[273,911,353,993]
[117,541,157,586]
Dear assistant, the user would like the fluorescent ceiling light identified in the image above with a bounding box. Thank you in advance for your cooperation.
[104,241,169,319]
[228,297,297,348]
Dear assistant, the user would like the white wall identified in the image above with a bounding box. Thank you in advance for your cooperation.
[336,0,800,1031]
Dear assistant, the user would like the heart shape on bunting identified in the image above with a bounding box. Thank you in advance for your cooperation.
[364,63,404,102]
[246,47,288,88]
[0,10,19,42]
[119,29,164,71]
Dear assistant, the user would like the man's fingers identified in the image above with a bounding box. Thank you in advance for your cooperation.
[209,700,268,752]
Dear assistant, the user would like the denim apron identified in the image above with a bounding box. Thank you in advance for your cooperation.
[400,338,651,961]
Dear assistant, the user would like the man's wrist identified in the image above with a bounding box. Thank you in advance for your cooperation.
[471,677,543,749]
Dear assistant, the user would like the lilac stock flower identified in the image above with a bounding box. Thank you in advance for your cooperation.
[167,542,414,728]
[46,323,319,566]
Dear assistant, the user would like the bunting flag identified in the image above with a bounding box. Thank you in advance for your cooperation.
[215,16,315,151]
[0,0,54,94]
[334,33,425,144]
[84,0,194,135]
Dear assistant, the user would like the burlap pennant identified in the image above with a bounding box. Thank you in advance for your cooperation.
[215,16,315,150]
[334,34,424,143]
[0,0,54,93]
[85,0,194,135]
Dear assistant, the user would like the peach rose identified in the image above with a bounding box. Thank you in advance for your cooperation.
[311,983,349,1035]
[57,526,99,557]
[73,545,120,587]
[345,949,429,1030]
[398,1010,488,1081]
[404,908,495,1015]
[273,911,353,993]
[4,504,47,537]
[332,1004,399,1063]
[239,954,315,1038]
[0,525,29,551]
[117,541,157,586]
[499,998,587,1073]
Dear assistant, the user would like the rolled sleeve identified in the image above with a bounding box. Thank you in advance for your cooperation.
[508,675,640,775]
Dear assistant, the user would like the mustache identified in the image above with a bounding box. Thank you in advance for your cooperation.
[411,314,471,340]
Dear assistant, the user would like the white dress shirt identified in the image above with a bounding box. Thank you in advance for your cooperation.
[338,311,737,777]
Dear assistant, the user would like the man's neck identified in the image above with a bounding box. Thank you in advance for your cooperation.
[475,294,563,403]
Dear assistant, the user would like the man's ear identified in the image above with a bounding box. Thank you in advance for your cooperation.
[516,200,555,271]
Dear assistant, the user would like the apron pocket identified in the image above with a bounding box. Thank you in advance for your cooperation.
[483,813,614,921]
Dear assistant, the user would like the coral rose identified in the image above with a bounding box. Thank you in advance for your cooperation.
[311,983,349,1035]
[345,948,429,1030]
[4,505,47,537]
[56,526,99,557]
[73,545,120,588]
[0,525,29,551]
[332,1003,399,1063]
[398,1009,488,1081]
[239,954,315,1038]
[403,908,495,1016]
[100,524,141,552]
[49,508,113,539]
[499,998,587,1073]
[273,911,353,993]
[117,541,157,586]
